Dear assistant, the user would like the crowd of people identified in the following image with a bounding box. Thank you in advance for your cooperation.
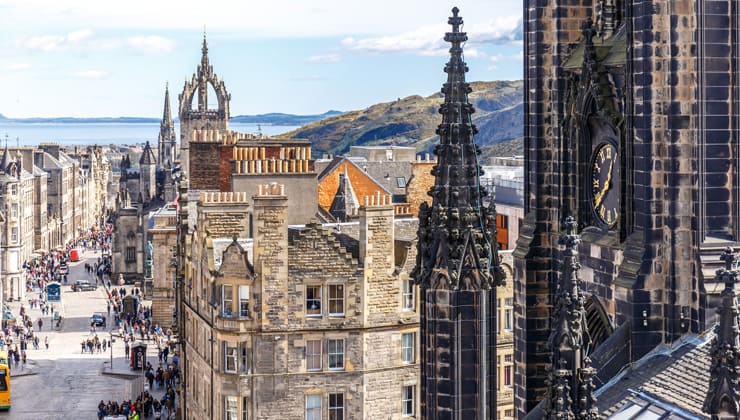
[97,386,176,420]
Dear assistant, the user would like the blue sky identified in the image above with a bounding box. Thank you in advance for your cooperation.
[0,0,523,118]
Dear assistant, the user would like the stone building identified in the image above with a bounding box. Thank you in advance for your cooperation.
[35,144,78,245]
[412,8,506,419]
[149,203,178,327]
[178,34,231,176]
[111,204,145,283]
[180,186,420,420]
[0,147,25,301]
[515,0,740,416]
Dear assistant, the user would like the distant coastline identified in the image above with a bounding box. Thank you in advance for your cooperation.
[0,110,342,126]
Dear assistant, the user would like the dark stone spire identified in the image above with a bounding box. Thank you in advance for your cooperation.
[413,6,505,291]
[544,217,598,419]
[413,8,504,420]
[163,82,172,123]
[703,247,740,419]
[159,82,176,167]
[0,138,8,175]
[201,29,209,70]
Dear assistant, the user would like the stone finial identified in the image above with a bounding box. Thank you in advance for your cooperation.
[721,246,737,271]
[704,265,740,418]
[545,216,596,419]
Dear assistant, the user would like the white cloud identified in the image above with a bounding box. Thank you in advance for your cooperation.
[0,0,522,38]
[3,62,31,71]
[341,15,521,56]
[19,29,176,55]
[306,54,341,64]
[126,36,176,54]
[72,69,108,79]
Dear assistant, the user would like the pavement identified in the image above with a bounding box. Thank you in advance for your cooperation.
[0,248,171,420]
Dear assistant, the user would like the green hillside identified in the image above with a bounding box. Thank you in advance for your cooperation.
[283,80,523,158]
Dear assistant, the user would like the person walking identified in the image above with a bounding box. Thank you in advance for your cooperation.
[44,336,49,350]
[37,318,42,331]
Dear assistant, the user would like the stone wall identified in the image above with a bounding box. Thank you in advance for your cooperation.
[406,161,435,216]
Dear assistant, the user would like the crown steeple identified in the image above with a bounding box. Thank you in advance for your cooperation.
[703,247,740,419]
[413,6,504,290]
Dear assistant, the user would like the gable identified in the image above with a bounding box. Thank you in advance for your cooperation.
[318,159,391,212]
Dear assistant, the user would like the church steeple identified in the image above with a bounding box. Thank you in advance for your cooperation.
[413,8,504,420]
[163,82,172,123]
[414,6,504,290]
[159,82,176,168]
[703,247,740,419]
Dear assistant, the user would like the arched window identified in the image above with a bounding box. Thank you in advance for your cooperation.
[584,295,614,350]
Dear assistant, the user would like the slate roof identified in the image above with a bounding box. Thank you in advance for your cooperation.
[597,333,712,419]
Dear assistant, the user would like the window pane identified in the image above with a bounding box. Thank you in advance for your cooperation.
[329,393,344,420]
[328,339,344,370]
[306,286,321,316]
[306,395,321,420]
[225,396,238,420]
[402,333,414,363]
[224,343,237,373]
[402,386,414,416]
[241,344,248,374]
[402,280,414,310]
[329,284,344,316]
[222,285,234,316]
[504,366,512,386]
[306,340,322,371]
[239,285,250,317]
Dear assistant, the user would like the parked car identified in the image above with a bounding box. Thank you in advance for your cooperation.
[91,312,105,327]
[72,280,96,292]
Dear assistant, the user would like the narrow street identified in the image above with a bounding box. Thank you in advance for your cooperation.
[0,249,151,419]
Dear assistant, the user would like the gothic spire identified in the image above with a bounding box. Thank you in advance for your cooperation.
[544,217,598,419]
[163,82,172,123]
[201,28,209,69]
[0,137,9,175]
[413,7,504,290]
[703,247,740,418]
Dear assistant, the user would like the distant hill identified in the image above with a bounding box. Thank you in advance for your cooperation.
[230,110,342,125]
[283,80,523,158]
[0,111,342,126]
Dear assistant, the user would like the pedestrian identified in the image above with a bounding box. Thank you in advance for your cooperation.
[37,318,43,331]
[21,350,26,367]
[44,336,49,350]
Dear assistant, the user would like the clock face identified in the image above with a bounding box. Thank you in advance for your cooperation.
[591,143,619,227]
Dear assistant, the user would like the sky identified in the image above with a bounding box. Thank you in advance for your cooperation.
[0,0,523,118]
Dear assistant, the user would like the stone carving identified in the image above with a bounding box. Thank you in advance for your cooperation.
[703,247,740,418]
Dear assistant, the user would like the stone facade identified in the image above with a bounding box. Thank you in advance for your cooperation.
[181,185,421,420]
[515,0,722,416]
[149,204,178,327]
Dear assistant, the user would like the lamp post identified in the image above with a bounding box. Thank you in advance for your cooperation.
[109,331,114,368]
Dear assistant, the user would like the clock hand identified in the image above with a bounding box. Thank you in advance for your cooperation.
[593,159,614,209]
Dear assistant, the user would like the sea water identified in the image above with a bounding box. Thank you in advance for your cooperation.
[0,122,300,147]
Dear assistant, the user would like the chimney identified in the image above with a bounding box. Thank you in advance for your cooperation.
[253,183,289,330]
[359,193,395,325]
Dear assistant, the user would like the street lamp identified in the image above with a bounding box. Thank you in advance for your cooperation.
[109,331,115,368]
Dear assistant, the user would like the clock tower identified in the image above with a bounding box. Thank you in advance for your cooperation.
[514,0,736,416]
